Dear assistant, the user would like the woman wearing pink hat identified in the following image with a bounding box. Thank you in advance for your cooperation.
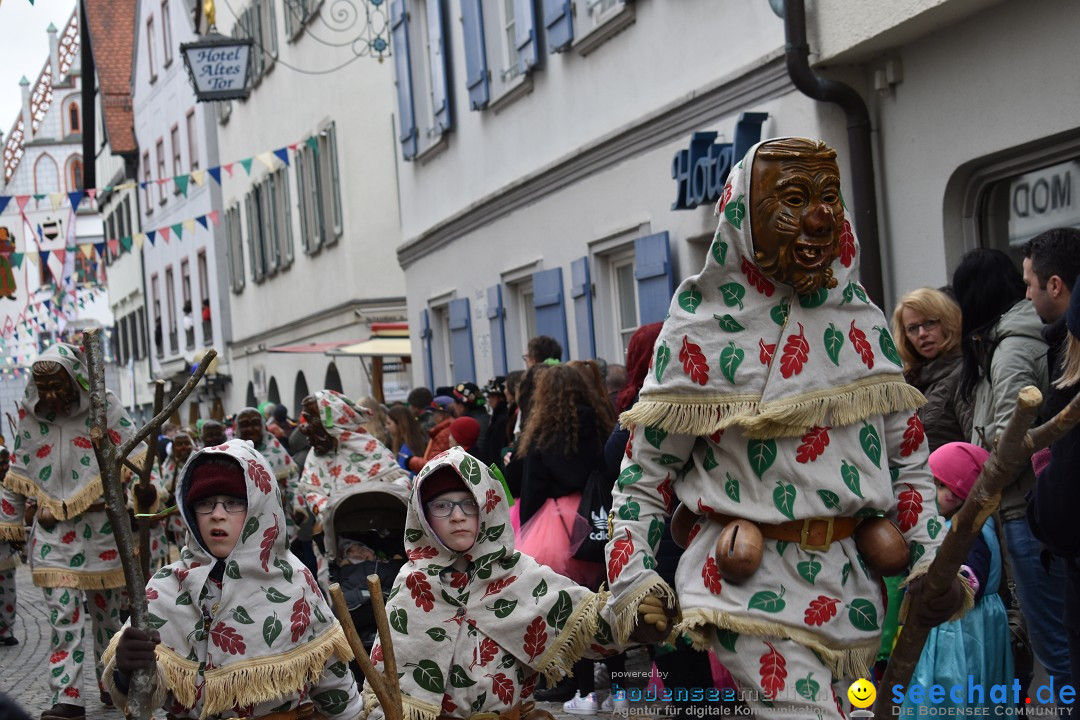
[901,442,1013,714]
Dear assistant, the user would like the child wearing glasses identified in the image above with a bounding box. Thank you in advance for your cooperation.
[364,447,627,720]
[101,440,364,720]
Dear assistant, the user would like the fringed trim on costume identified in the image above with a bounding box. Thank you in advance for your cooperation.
[101,630,174,713]
[32,565,126,590]
[611,577,679,646]
[679,608,879,679]
[0,557,19,572]
[201,623,353,718]
[621,379,924,439]
[535,589,608,684]
[897,558,976,625]
[364,687,440,720]
[0,523,25,542]
[5,471,106,520]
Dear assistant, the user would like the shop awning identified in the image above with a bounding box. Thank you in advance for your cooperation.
[267,340,359,354]
[327,322,411,358]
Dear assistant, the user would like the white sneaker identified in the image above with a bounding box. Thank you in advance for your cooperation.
[564,692,600,715]
[600,691,630,714]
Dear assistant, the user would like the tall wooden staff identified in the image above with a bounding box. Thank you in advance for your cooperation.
[84,329,216,720]
[329,578,403,720]
[874,385,1080,718]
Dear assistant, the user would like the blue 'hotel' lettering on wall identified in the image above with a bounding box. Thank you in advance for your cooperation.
[671,112,769,210]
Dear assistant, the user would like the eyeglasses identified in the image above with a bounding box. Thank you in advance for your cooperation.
[426,498,480,518]
[904,318,941,336]
[192,497,247,515]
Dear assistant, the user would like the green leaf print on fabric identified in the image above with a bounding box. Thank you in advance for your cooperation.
[39,466,51,482]
[547,591,573,631]
[876,327,903,367]
[225,561,242,579]
[618,499,640,521]
[775,541,789,557]
[703,448,719,471]
[798,288,829,308]
[617,464,643,490]
[100,520,112,535]
[273,557,293,582]
[824,324,844,366]
[796,673,820,701]
[175,592,192,606]
[69,552,85,567]
[816,489,841,511]
[657,454,684,466]
[719,283,746,311]
[491,599,517,618]
[532,579,547,604]
[711,236,728,266]
[927,517,942,540]
[655,341,671,383]
[231,606,255,624]
[648,518,664,550]
[748,586,786,613]
[773,482,796,520]
[40,544,51,560]
[80,457,90,467]
[644,426,667,450]
[847,599,879,631]
[859,423,882,468]
[719,342,744,383]
[313,688,351,715]
[714,314,745,332]
[264,587,289,603]
[410,660,445,694]
[405,528,424,543]
[471,693,488,713]
[678,285,703,314]
[241,517,260,543]
[390,608,408,634]
[146,613,168,630]
[643,555,657,569]
[747,440,777,480]
[716,628,739,653]
[725,473,740,503]
[724,195,746,229]
[770,298,790,326]
[842,563,851,586]
[841,460,864,498]
[451,665,477,688]
[909,541,925,566]
[425,628,449,642]
[459,455,483,485]
[83,525,92,540]
[797,557,822,584]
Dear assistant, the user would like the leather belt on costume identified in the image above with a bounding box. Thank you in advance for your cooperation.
[708,512,856,552]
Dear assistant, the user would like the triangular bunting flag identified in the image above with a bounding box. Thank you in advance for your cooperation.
[196,215,209,230]
[107,238,120,255]
[146,230,156,246]
[120,236,133,252]
[0,196,10,215]
[26,251,38,266]
[39,250,50,266]
[176,175,190,197]
[133,234,145,250]
[87,188,97,203]
[49,193,64,211]
[53,248,65,264]
[10,252,22,268]
[208,167,222,185]
[68,191,84,209]
[171,223,183,240]
[190,170,206,187]
[43,300,51,311]
[16,196,30,211]
[257,152,276,171]
[183,219,196,234]
[94,242,105,257]
[289,143,299,151]
[139,181,148,190]
[157,178,170,186]
[79,244,94,259]
[305,136,319,152]
[207,210,220,226]
[240,158,254,175]
[224,163,235,178]
[273,148,290,166]
[159,227,171,243]
[33,194,45,202]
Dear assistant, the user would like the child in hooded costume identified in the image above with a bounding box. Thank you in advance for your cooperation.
[606,138,971,718]
[364,447,621,720]
[234,407,307,542]
[0,446,23,646]
[103,440,363,720]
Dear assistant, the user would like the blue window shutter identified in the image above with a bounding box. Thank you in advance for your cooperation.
[427,0,452,134]
[461,0,490,110]
[420,308,434,389]
[390,0,418,159]
[635,232,674,325]
[487,284,507,375]
[532,267,569,361]
[542,0,573,54]
[570,256,595,360]
[448,298,476,382]
[514,0,538,75]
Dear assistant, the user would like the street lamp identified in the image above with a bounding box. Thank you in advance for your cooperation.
[180,0,254,101]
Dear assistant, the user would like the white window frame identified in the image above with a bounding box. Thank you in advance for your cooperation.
[146,16,157,82]
[606,246,639,361]
[156,139,167,204]
[284,0,322,39]
[225,203,245,292]
[475,0,531,109]
[170,124,182,194]
[572,0,634,56]
[186,109,199,170]
[161,0,174,66]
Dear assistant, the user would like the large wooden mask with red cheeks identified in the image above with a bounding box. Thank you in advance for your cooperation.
[201,421,226,447]
[32,361,78,418]
[172,433,194,464]
[235,409,264,446]
[750,139,844,295]
[300,396,336,457]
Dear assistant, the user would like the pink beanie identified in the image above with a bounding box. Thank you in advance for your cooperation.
[928,442,990,501]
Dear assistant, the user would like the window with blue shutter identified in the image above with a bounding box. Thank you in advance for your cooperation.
[571,256,595,360]
[532,267,569,361]
[635,232,674,325]
[461,0,489,110]
[487,285,508,375]
[448,298,476,382]
[420,308,434,389]
[390,0,418,159]
[542,0,573,54]
[514,0,538,75]
[426,0,451,134]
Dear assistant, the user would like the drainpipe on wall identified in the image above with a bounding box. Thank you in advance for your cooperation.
[782,0,884,306]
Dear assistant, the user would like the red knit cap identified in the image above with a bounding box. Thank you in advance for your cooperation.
[420,466,469,504]
[448,416,481,451]
[187,457,247,505]
[928,442,990,501]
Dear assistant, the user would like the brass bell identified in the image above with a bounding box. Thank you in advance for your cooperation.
[715,519,764,582]
[854,516,909,576]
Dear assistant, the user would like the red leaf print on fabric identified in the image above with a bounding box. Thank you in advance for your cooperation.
[709,428,725,444]
[72,436,92,449]
[329,465,343,479]
[407,546,439,562]
[210,622,247,654]
[63,688,79,699]
[260,518,279,571]
[1,499,13,515]
[450,571,469,590]
[36,444,52,458]
[441,696,457,715]
[901,413,925,457]
[368,463,383,477]
[780,323,809,379]
[489,673,515,705]
[796,427,831,464]
[607,530,634,582]
[364,440,377,453]
[343,474,362,485]
[657,474,675,514]
[719,184,733,213]
[484,488,501,513]
[759,339,776,367]
[696,498,716,515]
[679,335,710,385]
[290,595,311,643]
[406,571,435,612]
[247,460,273,495]
[687,522,702,546]
[17,408,26,420]
[759,642,788,699]
[521,673,538,700]
[95,594,109,610]
[625,435,633,460]
[175,568,190,592]
[524,616,547,662]
[839,220,856,267]
[849,320,875,369]
[481,576,518,601]
[741,257,776,297]
[370,643,383,664]
[146,587,159,600]
[471,636,499,670]
[99,550,118,561]
[61,531,76,544]
[50,650,69,664]
[897,483,924,533]
[804,596,840,626]
[702,557,723,595]
[108,429,122,445]
[302,568,320,595]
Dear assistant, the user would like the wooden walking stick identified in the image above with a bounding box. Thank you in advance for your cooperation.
[131,381,165,579]
[874,385,1080,718]
[84,329,217,720]
[329,577,403,720]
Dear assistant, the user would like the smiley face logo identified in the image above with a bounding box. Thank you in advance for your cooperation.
[847,678,876,709]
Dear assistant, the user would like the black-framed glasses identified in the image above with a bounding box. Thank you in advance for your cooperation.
[904,318,941,336]
[426,498,480,518]
[192,497,247,515]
